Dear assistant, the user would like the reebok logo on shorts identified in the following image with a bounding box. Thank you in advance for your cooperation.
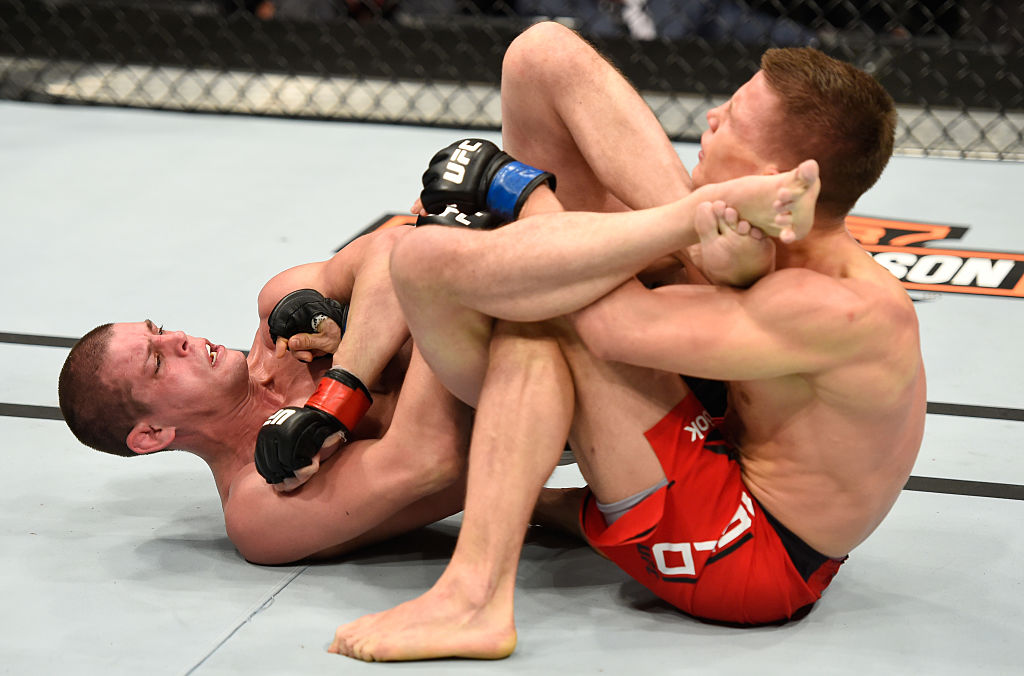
[684,410,714,441]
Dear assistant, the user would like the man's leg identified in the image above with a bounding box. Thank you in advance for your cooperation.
[550,200,766,505]
[327,326,694,663]
[341,183,807,661]
[391,160,820,396]
[501,21,693,212]
[329,320,576,661]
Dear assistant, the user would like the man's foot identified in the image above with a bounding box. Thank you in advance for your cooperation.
[690,200,775,287]
[769,160,820,242]
[328,574,517,662]
[703,159,820,243]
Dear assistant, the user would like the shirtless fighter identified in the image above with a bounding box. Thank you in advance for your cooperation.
[328,21,923,660]
[58,224,473,565]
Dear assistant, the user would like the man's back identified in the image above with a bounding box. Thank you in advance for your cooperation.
[727,232,926,557]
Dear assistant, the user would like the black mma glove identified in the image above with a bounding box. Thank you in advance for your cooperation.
[255,368,373,484]
[420,139,556,221]
[415,204,506,230]
[268,288,349,347]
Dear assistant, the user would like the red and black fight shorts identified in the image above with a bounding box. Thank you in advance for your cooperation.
[579,394,845,626]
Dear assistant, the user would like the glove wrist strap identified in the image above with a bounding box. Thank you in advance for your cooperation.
[305,368,372,432]
[486,162,556,221]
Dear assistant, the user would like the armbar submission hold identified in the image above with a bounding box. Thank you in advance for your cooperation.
[255,368,373,484]
[268,288,348,346]
[420,138,556,221]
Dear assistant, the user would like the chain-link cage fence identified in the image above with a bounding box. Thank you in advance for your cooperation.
[1,0,1021,159]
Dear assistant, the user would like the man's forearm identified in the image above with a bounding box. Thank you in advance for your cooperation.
[329,229,411,387]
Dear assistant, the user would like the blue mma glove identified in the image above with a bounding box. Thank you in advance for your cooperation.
[420,139,556,221]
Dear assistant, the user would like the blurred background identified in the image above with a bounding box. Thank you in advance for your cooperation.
[1,0,1021,160]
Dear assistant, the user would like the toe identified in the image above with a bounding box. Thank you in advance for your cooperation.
[723,206,738,227]
[798,159,819,185]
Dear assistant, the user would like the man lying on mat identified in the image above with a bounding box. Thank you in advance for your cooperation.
[57,224,473,565]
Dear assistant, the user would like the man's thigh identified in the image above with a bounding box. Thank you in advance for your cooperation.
[559,333,689,504]
[502,113,629,214]
[499,22,690,212]
[499,34,629,214]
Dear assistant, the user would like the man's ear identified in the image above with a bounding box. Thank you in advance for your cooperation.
[127,422,177,454]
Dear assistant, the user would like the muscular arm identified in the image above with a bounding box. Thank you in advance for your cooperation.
[570,269,878,382]
[226,348,471,565]
[226,446,464,565]
[257,225,412,386]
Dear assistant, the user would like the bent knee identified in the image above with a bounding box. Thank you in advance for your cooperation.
[388,227,446,298]
[503,21,585,86]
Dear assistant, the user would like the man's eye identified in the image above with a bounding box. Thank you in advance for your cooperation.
[155,325,164,373]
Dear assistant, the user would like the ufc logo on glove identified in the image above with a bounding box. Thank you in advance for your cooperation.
[442,140,484,184]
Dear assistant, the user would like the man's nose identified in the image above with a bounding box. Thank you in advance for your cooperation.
[706,106,720,131]
[160,330,189,355]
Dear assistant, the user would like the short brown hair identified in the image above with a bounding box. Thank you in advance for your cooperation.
[760,47,896,218]
[58,324,145,457]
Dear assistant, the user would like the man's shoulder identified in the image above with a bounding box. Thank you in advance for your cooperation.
[256,260,331,318]
[745,263,919,373]
[760,260,913,321]
[746,267,869,325]
[840,263,919,329]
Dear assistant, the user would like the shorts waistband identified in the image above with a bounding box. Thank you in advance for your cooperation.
[757,500,844,582]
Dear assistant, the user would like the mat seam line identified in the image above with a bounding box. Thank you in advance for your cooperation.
[182,565,310,675]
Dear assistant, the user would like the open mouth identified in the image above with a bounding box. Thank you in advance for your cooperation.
[205,343,218,366]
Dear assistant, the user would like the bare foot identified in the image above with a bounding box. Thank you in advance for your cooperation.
[690,200,775,287]
[769,160,820,242]
[328,574,517,662]
[702,159,820,243]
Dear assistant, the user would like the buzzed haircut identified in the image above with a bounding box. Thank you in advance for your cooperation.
[760,47,897,218]
[58,324,144,457]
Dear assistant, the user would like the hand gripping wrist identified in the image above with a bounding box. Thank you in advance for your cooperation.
[304,368,373,440]
[268,289,349,345]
